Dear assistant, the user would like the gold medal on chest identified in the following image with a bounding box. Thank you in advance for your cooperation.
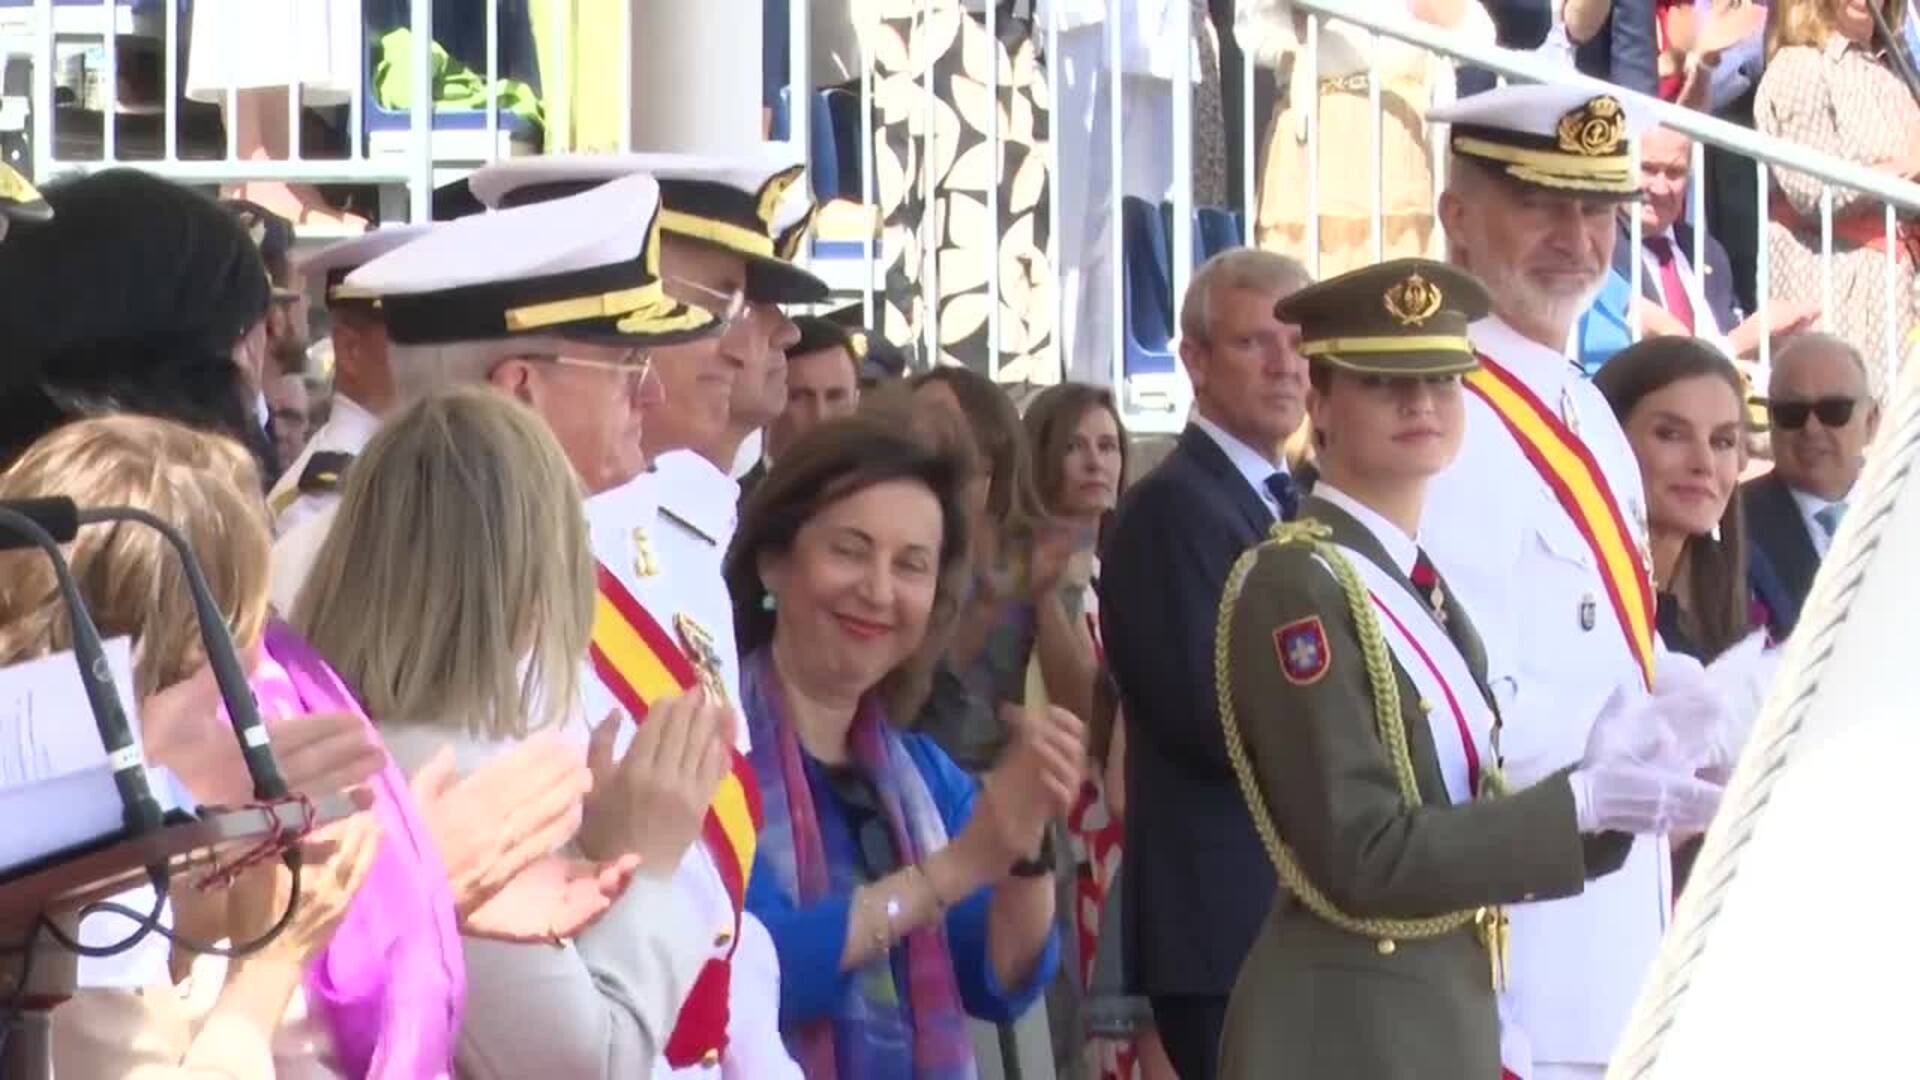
[673,613,729,707]
[631,526,659,578]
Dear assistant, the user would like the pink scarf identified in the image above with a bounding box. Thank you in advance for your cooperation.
[245,621,464,1078]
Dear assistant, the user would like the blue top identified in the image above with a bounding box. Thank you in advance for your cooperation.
[746,731,1060,1030]
[1577,267,1637,377]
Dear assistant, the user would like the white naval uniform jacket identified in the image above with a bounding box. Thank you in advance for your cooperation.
[1421,315,1669,1070]
[267,394,380,536]
[584,465,799,1080]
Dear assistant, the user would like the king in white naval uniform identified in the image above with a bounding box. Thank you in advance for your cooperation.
[467,148,827,1079]
[1420,85,1750,1079]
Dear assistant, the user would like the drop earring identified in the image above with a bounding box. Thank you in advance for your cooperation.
[761,592,777,612]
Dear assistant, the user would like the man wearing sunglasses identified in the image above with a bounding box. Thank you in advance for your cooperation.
[1743,332,1881,639]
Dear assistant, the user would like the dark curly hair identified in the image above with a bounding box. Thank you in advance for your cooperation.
[0,168,272,470]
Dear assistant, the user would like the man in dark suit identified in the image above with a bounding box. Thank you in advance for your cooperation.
[1743,333,1881,640]
[1099,247,1312,1080]
[1614,126,1819,359]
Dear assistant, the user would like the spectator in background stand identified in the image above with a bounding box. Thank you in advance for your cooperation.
[1615,126,1821,361]
[1472,0,1659,94]
[1758,0,1920,391]
[1742,332,1880,639]
[1238,0,1495,278]
[1099,248,1312,1080]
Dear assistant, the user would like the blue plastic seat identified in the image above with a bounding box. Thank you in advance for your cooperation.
[1123,195,1175,377]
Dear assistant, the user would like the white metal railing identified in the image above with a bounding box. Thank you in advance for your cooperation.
[776,0,1920,431]
[1292,0,1920,383]
[9,0,561,225]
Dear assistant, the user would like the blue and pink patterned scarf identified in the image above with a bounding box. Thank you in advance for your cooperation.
[741,646,976,1080]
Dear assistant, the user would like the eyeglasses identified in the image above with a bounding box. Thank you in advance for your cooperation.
[663,275,749,330]
[1769,396,1859,431]
[527,350,654,391]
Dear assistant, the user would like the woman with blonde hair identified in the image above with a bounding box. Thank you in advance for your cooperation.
[0,416,409,1079]
[298,385,725,1078]
[1757,0,1920,385]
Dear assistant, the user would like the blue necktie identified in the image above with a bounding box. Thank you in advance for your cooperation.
[1264,471,1300,521]
[1815,501,1847,537]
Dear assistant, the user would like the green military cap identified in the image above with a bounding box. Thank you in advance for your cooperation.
[1275,258,1492,378]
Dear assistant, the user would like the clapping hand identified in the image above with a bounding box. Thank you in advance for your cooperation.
[973,704,1087,867]
[1574,685,1725,835]
[409,734,641,942]
[577,691,734,875]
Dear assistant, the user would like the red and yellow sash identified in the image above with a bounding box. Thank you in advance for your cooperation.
[588,562,764,1066]
[1464,355,1656,689]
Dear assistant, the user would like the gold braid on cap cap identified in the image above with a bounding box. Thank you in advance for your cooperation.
[0,163,43,205]
[756,165,805,228]
[504,280,714,337]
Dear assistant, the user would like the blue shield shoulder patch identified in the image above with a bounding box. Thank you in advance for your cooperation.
[1274,616,1331,686]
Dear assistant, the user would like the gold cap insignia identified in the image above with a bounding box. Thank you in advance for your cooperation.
[1556,96,1626,158]
[757,165,805,228]
[1383,272,1443,327]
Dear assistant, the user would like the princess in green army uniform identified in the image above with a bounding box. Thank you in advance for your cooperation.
[1213,258,1722,1079]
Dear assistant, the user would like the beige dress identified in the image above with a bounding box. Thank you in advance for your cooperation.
[1755,37,1920,397]
[1236,0,1494,279]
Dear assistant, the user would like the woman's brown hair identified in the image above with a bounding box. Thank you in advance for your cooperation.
[909,365,1046,532]
[727,412,973,722]
[1021,381,1131,519]
[0,416,271,698]
[1593,338,1752,659]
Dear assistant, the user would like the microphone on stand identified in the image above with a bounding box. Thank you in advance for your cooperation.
[75,505,288,801]
[0,502,164,839]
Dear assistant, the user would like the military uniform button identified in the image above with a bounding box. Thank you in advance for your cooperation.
[1418,698,1434,714]
[1377,939,1397,956]
[713,928,733,948]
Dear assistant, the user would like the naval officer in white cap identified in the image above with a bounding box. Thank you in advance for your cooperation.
[289,172,756,1079]
[267,223,433,538]
[466,150,819,1080]
[1415,84,1743,1079]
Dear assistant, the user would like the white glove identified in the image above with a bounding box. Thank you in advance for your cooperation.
[1572,685,1726,834]
[1697,631,1781,775]
[1569,761,1724,835]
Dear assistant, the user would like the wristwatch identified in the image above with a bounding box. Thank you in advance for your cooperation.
[1009,833,1054,878]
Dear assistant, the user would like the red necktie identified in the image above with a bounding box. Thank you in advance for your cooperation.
[1645,236,1697,334]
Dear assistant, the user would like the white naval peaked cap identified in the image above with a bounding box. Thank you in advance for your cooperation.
[295,223,436,306]
[1427,83,1655,199]
[466,147,829,304]
[342,172,716,348]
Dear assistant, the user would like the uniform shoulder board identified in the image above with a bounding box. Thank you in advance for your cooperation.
[298,451,355,495]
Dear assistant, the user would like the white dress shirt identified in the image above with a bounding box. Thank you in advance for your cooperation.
[1316,482,1417,575]
[1192,412,1289,519]
[1638,228,1736,356]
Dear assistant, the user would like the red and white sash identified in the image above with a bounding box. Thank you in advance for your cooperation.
[1329,545,1492,805]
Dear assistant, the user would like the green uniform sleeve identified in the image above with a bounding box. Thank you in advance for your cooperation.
[1222,541,1599,921]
